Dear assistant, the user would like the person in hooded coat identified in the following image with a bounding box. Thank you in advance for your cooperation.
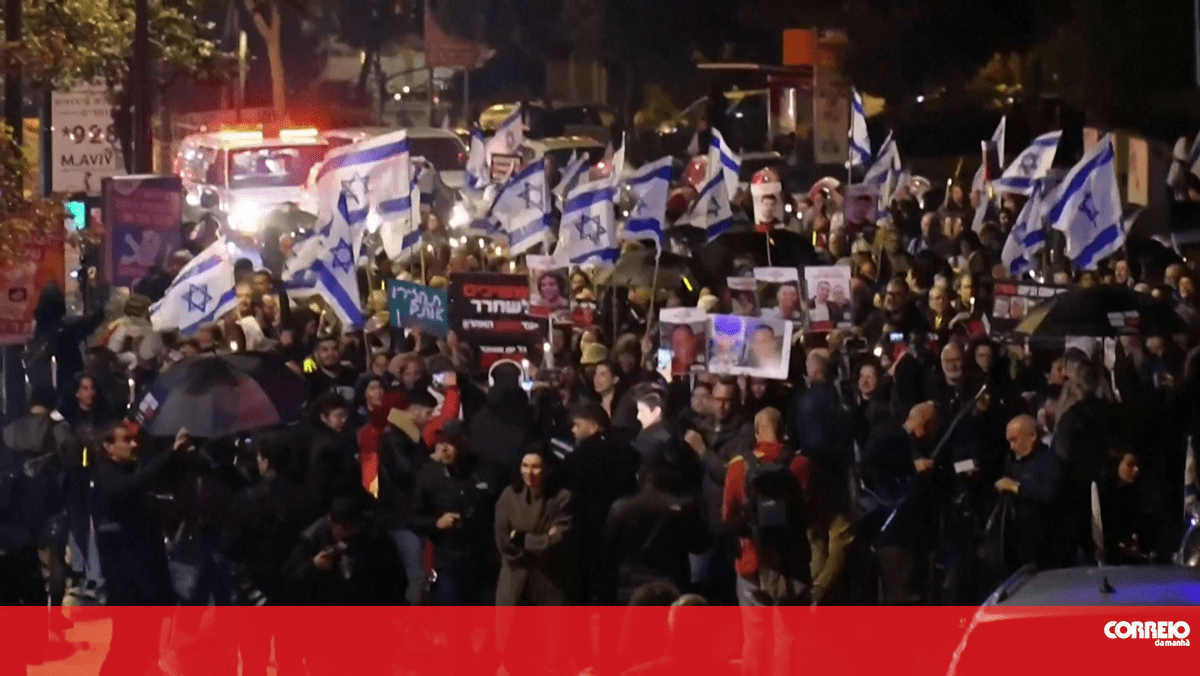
[469,362,540,495]
[25,282,106,400]
[494,449,575,606]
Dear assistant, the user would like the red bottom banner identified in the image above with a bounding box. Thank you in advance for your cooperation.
[0,606,1196,676]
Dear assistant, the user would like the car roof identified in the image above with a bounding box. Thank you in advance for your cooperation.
[985,565,1200,607]
[323,127,463,141]
[183,133,328,150]
[526,136,604,151]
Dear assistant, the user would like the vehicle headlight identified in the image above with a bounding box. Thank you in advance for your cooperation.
[449,203,470,229]
[228,202,261,233]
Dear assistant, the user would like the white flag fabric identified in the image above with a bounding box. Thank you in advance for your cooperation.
[556,176,618,266]
[849,88,871,168]
[486,104,524,160]
[864,131,900,189]
[623,156,672,247]
[708,128,742,199]
[286,191,366,328]
[552,151,588,205]
[150,239,238,335]
[490,158,550,255]
[1001,181,1047,277]
[1044,134,1124,270]
[681,173,733,241]
[466,127,488,191]
[994,130,1060,195]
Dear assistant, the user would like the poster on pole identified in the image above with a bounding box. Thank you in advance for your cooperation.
[102,175,184,288]
[51,82,124,195]
[448,272,548,372]
[0,228,66,345]
[803,265,853,332]
[754,267,803,321]
[659,307,707,376]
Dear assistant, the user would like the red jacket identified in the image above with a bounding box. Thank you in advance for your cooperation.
[721,441,809,578]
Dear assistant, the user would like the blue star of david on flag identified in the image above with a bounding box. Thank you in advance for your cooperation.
[184,283,211,314]
[1018,153,1039,177]
[1078,192,1099,224]
[577,214,605,244]
[341,174,370,206]
[518,181,543,210]
[330,238,355,274]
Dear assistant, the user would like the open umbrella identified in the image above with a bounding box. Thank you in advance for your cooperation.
[134,352,308,438]
[697,228,818,282]
[609,248,697,291]
[1016,286,1189,338]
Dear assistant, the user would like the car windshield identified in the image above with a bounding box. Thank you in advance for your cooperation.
[228,145,328,189]
[411,138,465,171]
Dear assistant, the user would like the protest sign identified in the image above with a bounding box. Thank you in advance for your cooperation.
[448,272,547,371]
[660,307,708,376]
[102,175,183,288]
[0,229,66,345]
[387,280,449,337]
[755,267,803,321]
[991,281,1071,336]
[804,266,853,331]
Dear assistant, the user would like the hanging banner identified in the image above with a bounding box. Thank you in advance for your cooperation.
[101,175,184,289]
[0,228,67,345]
[813,30,849,165]
[387,280,450,337]
[448,272,547,371]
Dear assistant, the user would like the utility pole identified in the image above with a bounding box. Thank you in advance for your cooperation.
[132,0,152,173]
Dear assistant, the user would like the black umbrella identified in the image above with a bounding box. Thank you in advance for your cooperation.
[1016,286,1189,338]
[697,228,818,283]
[609,248,698,291]
[134,353,308,438]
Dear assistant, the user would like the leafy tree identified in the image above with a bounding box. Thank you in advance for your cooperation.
[1,0,234,171]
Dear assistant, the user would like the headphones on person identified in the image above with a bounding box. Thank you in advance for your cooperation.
[488,358,532,391]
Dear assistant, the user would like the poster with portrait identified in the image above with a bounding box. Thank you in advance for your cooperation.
[842,183,879,233]
[754,267,803,321]
[708,315,747,376]
[659,307,708,376]
[727,277,759,316]
[526,255,570,314]
[751,181,783,227]
[737,317,793,380]
[803,265,853,332]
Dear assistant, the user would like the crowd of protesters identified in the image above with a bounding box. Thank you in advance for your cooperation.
[0,168,1198,673]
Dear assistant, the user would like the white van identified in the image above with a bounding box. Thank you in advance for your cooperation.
[174,128,330,234]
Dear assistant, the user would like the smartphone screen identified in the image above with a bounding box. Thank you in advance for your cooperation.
[656,348,671,373]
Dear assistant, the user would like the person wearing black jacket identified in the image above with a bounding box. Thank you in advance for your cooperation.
[94,425,190,676]
[26,283,107,400]
[305,333,358,404]
[995,415,1064,571]
[562,404,640,603]
[283,490,404,606]
[376,389,436,605]
[221,432,314,676]
[411,424,494,605]
[468,363,539,495]
[304,393,358,514]
[601,460,708,605]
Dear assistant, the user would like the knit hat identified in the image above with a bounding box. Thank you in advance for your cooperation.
[580,342,609,366]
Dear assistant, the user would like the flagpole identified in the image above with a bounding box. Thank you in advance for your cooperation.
[647,248,662,319]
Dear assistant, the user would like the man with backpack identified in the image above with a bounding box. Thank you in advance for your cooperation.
[723,407,811,675]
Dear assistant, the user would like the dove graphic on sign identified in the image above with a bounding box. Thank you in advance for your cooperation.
[120,229,163,267]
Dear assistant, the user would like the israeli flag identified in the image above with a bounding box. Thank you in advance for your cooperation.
[553,151,588,205]
[1044,133,1125,270]
[286,190,365,328]
[708,128,742,199]
[849,88,871,168]
[466,127,488,190]
[487,104,524,160]
[150,239,238,335]
[994,130,1060,195]
[623,156,672,247]
[381,184,422,261]
[1001,181,1047,277]
[490,158,550,255]
[864,131,900,188]
[681,173,733,241]
[311,130,410,224]
[556,176,618,266]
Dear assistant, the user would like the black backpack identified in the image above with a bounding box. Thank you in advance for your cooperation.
[742,448,807,557]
